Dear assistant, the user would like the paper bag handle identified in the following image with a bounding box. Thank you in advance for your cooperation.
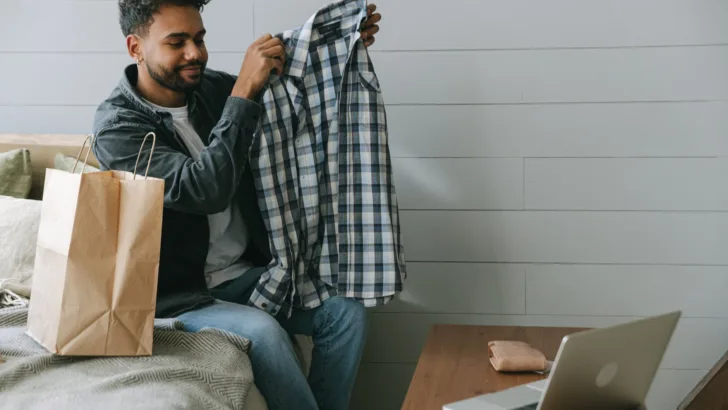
[132,132,157,180]
[72,134,95,174]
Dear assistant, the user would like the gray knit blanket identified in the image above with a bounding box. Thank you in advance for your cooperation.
[0,306,254,410]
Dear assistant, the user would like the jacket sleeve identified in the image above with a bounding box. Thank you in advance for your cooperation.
[92,96,262,215]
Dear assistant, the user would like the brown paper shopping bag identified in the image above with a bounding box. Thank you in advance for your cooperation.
[26,132,164,356]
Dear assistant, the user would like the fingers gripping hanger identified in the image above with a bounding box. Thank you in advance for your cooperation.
[132,132,157,180]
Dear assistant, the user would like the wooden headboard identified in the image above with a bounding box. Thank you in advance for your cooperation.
[0,133,100,200]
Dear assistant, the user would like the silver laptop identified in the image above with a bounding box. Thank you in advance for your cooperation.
[443,311,681,410]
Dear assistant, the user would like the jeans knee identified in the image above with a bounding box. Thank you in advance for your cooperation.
[242,309,290,349]
[325,297,368,334]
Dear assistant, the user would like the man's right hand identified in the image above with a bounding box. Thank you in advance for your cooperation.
[232,34,286,100]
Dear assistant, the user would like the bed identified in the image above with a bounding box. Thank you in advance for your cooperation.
[0,133,313,410]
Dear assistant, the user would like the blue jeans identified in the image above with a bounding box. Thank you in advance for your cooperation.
[175,271,368,410]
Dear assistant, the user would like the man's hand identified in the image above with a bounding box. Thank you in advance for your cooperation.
[233,34,286,100]
[360,3,381,48]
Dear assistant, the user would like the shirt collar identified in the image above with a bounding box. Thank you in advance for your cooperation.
[282,0,368,79]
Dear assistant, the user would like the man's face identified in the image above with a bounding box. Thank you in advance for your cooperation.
[139,5,208,92]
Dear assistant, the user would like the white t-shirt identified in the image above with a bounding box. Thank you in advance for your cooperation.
[144,99,253,288]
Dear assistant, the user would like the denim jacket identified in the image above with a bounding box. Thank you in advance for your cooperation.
[91,64,272,318]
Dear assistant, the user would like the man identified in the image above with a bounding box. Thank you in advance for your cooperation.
[91,1,382,409]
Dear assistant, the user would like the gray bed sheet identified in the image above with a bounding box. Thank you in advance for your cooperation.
[0,306,256,410]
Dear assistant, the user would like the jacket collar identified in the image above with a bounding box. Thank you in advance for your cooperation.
[282,0,367,79]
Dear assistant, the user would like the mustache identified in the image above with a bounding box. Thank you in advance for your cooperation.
[175,61,205,71]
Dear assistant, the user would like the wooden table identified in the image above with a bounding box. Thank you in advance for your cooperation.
[401,324,589,410]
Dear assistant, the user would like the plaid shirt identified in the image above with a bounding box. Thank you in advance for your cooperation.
[248,0,406,317]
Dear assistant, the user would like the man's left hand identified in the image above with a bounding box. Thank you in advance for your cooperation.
[360,3,381,48]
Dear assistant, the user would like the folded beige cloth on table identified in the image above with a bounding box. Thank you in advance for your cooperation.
[488,340,549,372]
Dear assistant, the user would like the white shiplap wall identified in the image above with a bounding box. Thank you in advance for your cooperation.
[3,1,728,409]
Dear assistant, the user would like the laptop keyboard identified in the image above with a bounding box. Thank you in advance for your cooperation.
[513,404,538,410]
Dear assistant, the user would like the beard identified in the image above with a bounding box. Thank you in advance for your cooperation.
[146,60,206,93]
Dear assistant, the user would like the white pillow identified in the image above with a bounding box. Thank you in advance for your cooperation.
[0,195,42,298]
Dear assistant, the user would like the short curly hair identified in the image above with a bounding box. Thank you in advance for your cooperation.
[118,0,211,37]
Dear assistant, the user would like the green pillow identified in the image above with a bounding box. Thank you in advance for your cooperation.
[0,149,32,199]
[54,153,100,174]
